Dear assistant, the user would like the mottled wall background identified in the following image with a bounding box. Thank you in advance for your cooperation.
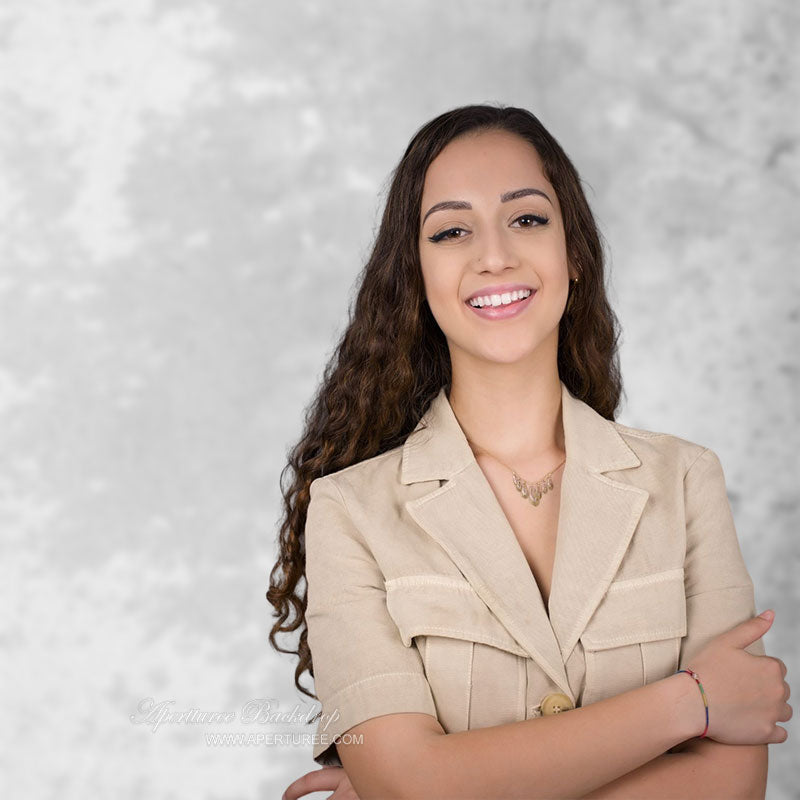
[1,1,797,798]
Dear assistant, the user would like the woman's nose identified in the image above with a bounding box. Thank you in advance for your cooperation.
[474,226,520,272]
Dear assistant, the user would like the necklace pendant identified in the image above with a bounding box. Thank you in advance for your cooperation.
[506,461,564,509]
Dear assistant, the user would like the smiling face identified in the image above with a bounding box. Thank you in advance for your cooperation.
[418,128,575,370]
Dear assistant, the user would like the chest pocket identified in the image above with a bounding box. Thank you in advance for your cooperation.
[580,568,687,705]
[385,575,528,733]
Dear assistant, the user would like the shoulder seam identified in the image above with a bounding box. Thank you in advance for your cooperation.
[329,475,351,516]
[683,446,711,481]
[313,474,373,554]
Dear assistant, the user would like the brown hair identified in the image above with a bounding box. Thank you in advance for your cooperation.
[267,103,623,699]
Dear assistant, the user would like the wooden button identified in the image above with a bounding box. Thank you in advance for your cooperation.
[541,692,574,715]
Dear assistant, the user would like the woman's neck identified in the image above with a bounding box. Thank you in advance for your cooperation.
[447,371,565,472]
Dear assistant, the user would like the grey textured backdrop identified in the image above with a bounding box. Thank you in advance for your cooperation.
[1,1,797,798]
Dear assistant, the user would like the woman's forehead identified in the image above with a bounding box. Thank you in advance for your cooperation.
[420,131,555,213]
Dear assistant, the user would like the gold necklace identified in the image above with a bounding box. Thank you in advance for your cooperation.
[468,440,566,507]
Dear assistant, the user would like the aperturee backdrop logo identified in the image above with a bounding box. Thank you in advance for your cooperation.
[129,697,359,748]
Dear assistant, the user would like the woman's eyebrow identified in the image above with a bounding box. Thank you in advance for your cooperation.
[421,187,552,224]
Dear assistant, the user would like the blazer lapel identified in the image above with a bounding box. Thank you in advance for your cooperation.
[401,381,649,699]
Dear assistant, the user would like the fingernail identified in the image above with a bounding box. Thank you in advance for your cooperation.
[759,609,774,620]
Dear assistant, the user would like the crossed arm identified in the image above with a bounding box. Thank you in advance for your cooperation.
[284,725,768,800]
[329,675,769,800]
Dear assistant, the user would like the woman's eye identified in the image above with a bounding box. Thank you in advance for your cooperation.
[427,214,550,243]
[427,227,467,243]
[512,213,550,228]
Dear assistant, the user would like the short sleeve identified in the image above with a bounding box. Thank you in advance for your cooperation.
[304,476,437,766]
[678,447,765,671]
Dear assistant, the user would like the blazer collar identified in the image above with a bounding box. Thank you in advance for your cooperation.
[400,381,649,701]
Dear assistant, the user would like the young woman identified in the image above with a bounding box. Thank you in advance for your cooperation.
[269,104,791,799]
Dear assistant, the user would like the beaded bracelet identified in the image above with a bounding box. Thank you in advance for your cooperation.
[675,667,709,738]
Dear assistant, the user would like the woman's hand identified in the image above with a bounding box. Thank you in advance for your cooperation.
[686,610,792,745]
[282,765,361,800]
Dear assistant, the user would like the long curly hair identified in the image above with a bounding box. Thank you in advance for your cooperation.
[267,103,624,700]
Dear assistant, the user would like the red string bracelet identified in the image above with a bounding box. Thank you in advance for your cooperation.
[675,667,709,738]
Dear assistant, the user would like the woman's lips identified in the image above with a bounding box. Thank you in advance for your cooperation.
[465,290,536,320]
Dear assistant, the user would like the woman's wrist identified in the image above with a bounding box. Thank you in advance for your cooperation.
[675,668,709,738]
[660,671,709,743]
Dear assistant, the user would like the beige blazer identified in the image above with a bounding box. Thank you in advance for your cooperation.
[304,381,764,766]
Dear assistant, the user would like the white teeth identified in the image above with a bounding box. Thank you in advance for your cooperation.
[468,289,532,308]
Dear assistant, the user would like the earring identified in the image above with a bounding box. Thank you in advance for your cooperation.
[566,276,579,312]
